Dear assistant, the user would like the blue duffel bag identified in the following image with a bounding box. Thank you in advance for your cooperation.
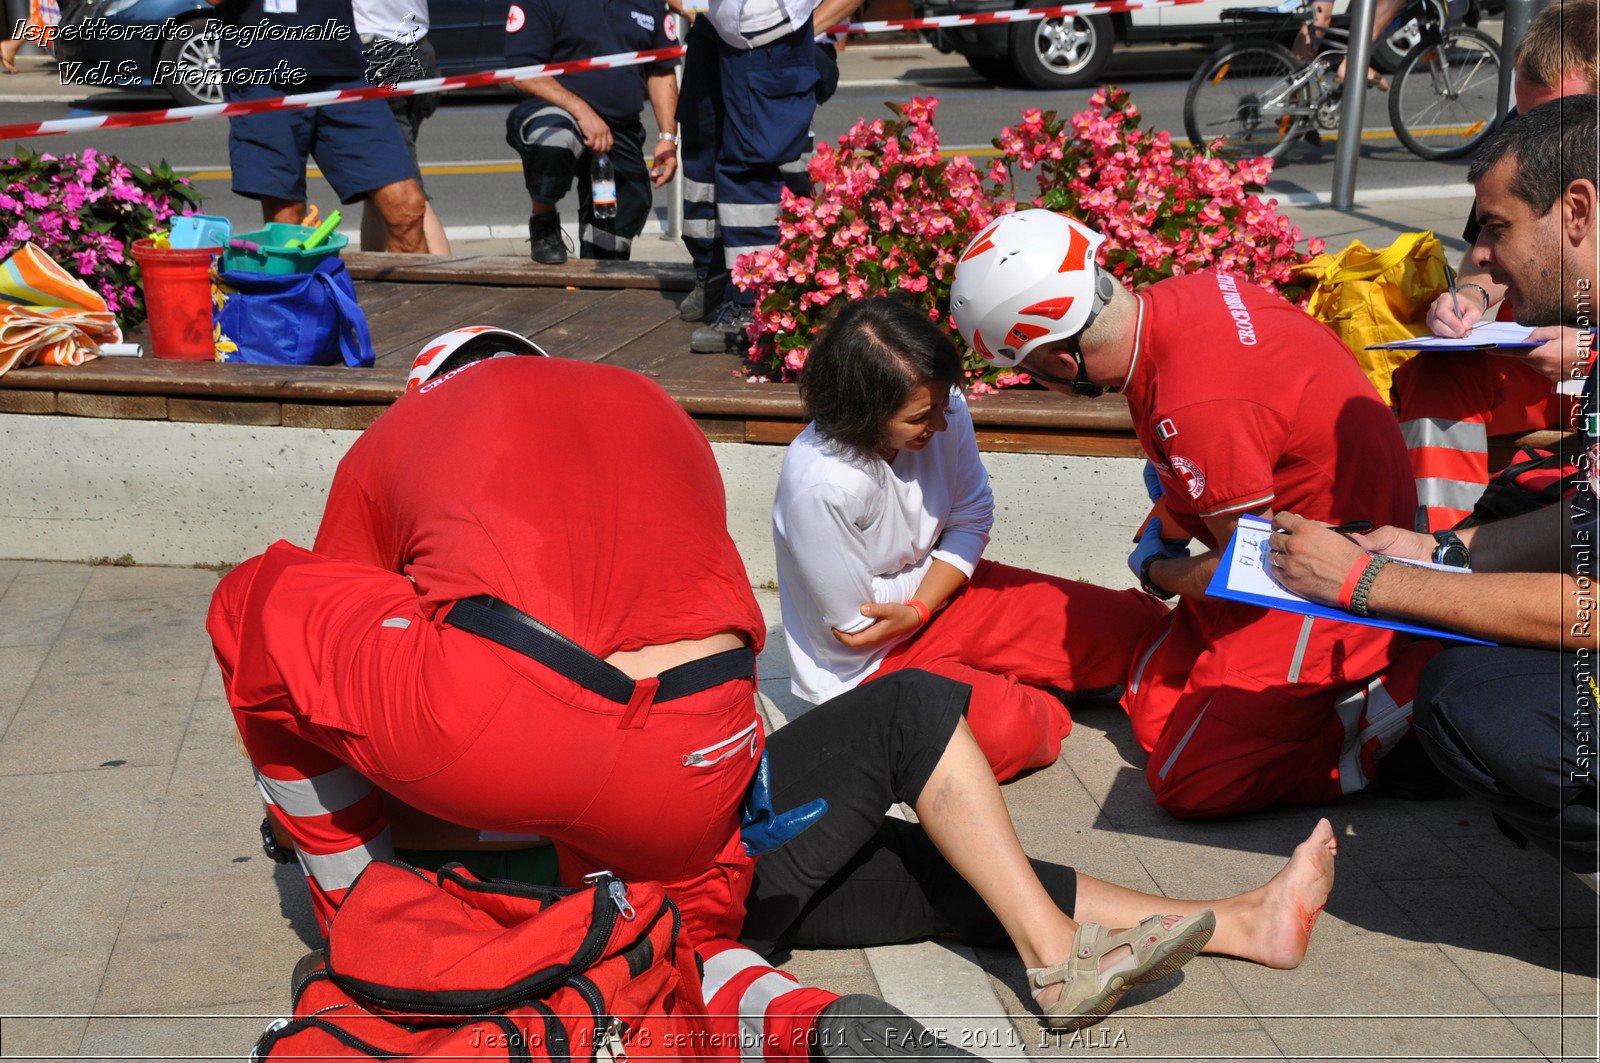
[214,258,375,367]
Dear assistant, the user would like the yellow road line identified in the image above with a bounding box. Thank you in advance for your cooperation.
[176,125,1473,182]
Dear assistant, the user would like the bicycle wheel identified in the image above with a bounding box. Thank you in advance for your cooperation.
[1184,43,1311,160]
[1389,27,1501,160]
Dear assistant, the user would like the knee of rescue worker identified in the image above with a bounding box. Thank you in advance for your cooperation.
[1146,761,1241,820]
[1411,646,1504,776]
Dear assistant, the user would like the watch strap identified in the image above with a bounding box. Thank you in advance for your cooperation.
[1139,552,1176,600]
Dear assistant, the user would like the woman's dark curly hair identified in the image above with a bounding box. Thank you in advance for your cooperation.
[798,296,964,457]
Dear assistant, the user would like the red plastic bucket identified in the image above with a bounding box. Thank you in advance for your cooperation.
[132,238,215,360]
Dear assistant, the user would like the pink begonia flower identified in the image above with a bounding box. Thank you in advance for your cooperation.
[742,90,1316,386]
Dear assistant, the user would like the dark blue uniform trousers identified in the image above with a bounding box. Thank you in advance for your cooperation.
[677,17,820,306]
[506,99,651,260]
[1412,645,1598,874]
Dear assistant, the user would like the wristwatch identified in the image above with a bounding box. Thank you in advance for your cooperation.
[657,131,680,144]
[1431,530,1470,568]
[1139,553,1176,601]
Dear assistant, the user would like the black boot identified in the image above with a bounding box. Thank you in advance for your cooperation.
[810,995,980,1060]
[690,300,754,354]
[528,212,567,265]
[679,272,728,323]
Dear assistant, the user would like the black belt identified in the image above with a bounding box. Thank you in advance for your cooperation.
[445,595,755,706]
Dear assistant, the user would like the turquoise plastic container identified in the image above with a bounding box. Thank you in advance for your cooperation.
[222,223,348,275]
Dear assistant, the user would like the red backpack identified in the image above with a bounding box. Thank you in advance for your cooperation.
[250,862,715,1063]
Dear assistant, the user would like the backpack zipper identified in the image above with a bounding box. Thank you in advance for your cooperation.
[332,876,622,1014]
[570,975,612,1060]
[255,1015,405,1060]
[484,1014,535,1063]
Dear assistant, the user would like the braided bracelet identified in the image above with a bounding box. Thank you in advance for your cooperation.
[1349,555,1392,618]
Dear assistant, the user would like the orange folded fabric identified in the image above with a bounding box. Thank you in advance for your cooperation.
[0,243,123,377]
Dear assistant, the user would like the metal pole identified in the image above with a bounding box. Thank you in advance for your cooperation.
[1331,0,1378,210]
[666,12,687,242]
[1496,0,1541,121]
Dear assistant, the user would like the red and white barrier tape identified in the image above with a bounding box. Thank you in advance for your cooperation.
[0,0,1206,141]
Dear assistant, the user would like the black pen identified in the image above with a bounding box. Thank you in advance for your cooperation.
[1329,521,1373,541]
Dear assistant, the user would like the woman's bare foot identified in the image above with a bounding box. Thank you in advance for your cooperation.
[1209,818,1337,969]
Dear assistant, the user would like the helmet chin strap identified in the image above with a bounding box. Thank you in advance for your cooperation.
[1061,267,1116,398]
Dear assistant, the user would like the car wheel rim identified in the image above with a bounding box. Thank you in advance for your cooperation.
[1034,16,1094,74]
[177,31,224,104]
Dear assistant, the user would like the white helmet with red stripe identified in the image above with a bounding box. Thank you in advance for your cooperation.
[949,209,1109,369]
[405,326,550,391]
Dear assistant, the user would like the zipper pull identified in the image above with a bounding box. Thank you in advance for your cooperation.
[599,1017,630,1062]
[608,879,637,921]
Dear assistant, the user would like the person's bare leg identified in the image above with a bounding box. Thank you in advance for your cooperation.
[261,197,307,226]
[1338,0,1400,85]
[910,722,1338,1007]
[421,201,451,255]
[1073,818,1338,969]
[913,719,1081,974]
[370,178,427,253]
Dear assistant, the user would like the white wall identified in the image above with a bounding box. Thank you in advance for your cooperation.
[0,414,1148,588]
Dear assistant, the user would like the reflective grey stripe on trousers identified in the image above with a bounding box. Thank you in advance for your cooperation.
[579,223,632,254]
[256,766,373,820]
[297,828,394,892]
[514,105,584,157]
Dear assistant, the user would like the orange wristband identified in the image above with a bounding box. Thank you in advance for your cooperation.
[1337,555,1371,610]
[906,598,931,626]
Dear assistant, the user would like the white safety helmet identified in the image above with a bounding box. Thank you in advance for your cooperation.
[405,326,550,391]
[949,209,1111,370]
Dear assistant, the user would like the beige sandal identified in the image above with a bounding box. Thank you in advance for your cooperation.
[1027,910,1216,1032]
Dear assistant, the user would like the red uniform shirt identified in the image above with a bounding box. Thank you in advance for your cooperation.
[313,357,764,656]
[1123,272,1417,546]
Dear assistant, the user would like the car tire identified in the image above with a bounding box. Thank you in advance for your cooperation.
[1007,12,1113,89]
[965,54,1016,84]
[1371,17,1418,74]
[158,19,224,107]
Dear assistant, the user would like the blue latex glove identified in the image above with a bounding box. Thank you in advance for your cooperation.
[1128,516,1192,585]
[740,750,828,856]
[1142,459,1165,503]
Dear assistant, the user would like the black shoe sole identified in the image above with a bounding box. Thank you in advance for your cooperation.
[811,995,979,1060]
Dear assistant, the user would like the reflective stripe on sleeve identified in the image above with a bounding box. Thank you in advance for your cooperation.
[1400,417,1489,454]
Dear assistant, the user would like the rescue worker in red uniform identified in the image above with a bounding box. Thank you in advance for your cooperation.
[950,210,1440,818]
[206,329,976,1061]
[1393,0,1596,530]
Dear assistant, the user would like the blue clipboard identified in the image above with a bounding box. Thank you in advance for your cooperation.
[1205,518,1495,646]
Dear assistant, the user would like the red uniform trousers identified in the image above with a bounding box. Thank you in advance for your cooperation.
[207,542,832,1060]
[1124,596,1441,818]
[867,559,1170,781]
[1393,351,1569,530]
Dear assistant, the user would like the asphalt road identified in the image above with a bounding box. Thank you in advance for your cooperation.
[0,35,1491,236]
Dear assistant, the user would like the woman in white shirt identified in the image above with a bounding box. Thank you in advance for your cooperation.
[773,297,1169,780]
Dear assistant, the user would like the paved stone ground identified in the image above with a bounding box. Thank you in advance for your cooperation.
[0,559,1596,1061]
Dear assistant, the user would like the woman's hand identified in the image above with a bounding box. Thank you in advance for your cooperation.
[1266,512,1369,605]
[832,602,924,648]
